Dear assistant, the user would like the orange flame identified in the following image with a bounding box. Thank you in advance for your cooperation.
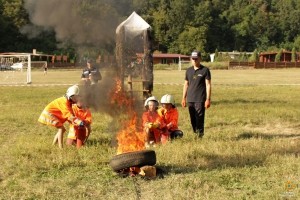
[110,78,146,154]
[116,113,146,154]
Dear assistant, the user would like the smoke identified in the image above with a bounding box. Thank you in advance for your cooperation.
[23,0,120,47]
[23,1,149,136]
[77,71,117,114]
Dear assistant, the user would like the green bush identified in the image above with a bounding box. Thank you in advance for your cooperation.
[154,62,228,70]
[203,62,228,70]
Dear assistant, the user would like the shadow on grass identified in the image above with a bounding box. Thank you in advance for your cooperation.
[213,99,285,105]
[85,137,112,147]
[171,99,274,108]
[157,140,299,175]
[236,132,300,140]
[157,153,267,175]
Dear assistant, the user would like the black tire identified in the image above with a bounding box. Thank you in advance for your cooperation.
[110,150,156,171]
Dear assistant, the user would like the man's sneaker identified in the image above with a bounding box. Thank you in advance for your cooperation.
[194,132,204,139]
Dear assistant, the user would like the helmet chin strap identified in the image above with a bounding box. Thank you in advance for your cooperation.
[69,95,76,103]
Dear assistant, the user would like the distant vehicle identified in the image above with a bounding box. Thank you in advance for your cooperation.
[10,62,27,70]
[0,65,13,71]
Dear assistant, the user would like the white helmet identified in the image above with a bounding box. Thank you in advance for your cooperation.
[144,96,159,108]
[161,94,175,105]
[66,85,80,99]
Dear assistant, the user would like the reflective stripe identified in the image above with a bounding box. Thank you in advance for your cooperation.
[38,110,61,126]
[38,115,56,126]
[42,110,54,117]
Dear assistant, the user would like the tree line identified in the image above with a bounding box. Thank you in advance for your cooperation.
[0,0,299,61]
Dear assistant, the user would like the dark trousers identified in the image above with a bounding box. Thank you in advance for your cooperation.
[188,102,206,136]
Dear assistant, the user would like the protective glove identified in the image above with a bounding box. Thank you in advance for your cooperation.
[74,118,84,126]
[146,122,153,129]
[152,122,159,129]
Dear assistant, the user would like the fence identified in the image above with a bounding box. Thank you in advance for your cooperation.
[229,61,300,69]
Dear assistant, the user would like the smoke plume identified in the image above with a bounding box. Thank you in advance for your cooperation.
[23,1,148,133]
[23,0,120,46]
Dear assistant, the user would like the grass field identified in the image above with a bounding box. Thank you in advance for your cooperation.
[0,68,300,199]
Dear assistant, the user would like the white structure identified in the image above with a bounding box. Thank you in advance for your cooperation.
[0,53,32,84]
[116,11,151,38]
[209,51,253,62]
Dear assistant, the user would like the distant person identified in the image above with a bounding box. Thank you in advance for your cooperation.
[66,98,92,148]
[158,94,183,142]
[142,96,164,148]
[81,59,102,85]
[43,64,48,75]
[181,50,211,138]
[81,59,102,109]
[38,85,84,148]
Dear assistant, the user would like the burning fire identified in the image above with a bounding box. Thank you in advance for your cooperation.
[110,78,146,154]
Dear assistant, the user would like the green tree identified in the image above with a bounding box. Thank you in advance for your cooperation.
[294,35,300,51]
[0,0,57,53]
[248,49,259,62]
[273,0,300,46]
[214,48,219,62]
[205,0,232,52]
[275,49,283,62]
[1,0,300,57]
[173,26,207,55]
[291,47,296,62]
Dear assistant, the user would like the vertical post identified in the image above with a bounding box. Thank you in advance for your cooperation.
[142,29,153,100]
[116,27,125,91]
[27,54,32,84]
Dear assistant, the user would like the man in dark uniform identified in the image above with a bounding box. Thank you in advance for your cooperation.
[81,59,102,85]
[81,59,102,109]
[181,50,211,138]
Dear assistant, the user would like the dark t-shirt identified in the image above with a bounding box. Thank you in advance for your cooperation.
[185,64,211,102]
[81,67,102,83]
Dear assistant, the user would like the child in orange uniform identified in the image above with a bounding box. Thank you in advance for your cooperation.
[66,98,92,148]
[158,94,183,142]
[142,96,164,148]
[38,85,83,148]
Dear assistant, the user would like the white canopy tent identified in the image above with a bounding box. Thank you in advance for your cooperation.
[116,11,151,39]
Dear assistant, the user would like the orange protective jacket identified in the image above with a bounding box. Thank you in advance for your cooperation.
[38,96,78,127]
[72,104,92,125]
[157,107,179,131]
[68,104,92,139]
[142,110,163,128]
[142,110,164,142]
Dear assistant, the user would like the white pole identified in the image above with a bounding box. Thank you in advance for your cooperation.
[178,56,181,71]
[27,54,32,84]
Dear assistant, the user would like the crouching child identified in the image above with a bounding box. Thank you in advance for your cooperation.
[142,96,165,148]
[158,94,183,142]
[66,98,92,148]
[38,85,84,148]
